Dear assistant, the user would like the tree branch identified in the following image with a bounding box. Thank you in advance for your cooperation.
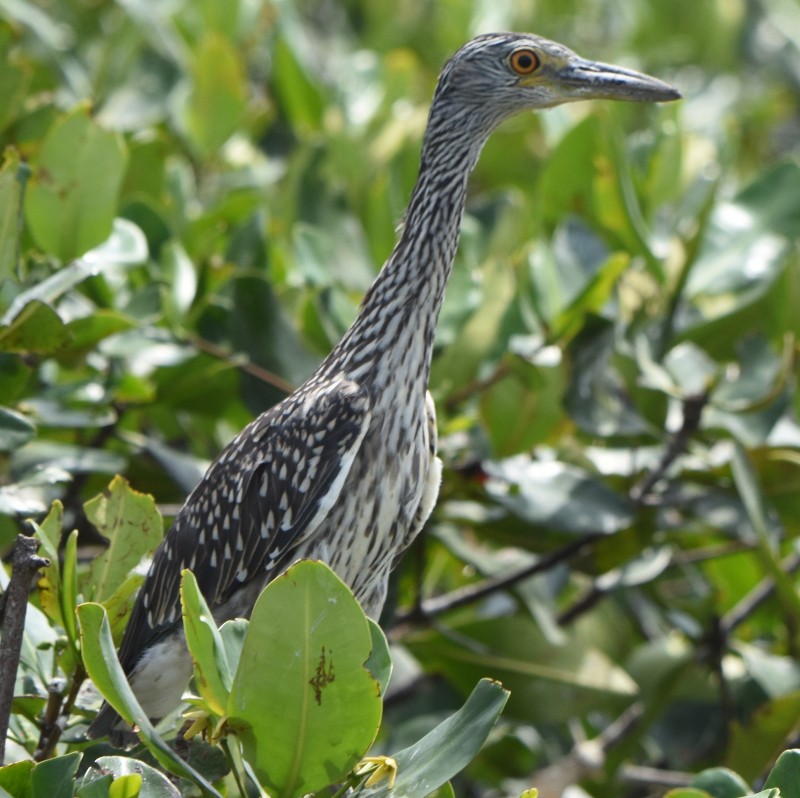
[0,535,50,765]
[391,533,602,628]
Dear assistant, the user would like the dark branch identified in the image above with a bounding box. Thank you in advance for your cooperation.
[391,533,603,628]
[629,390,708,505]
[0,535,50,765]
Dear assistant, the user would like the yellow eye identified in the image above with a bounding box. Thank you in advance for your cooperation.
[509,48,540,75]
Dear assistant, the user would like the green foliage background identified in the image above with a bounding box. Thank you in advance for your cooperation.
[2,0,800,795]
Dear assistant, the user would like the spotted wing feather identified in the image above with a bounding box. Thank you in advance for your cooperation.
[115,377,371,677]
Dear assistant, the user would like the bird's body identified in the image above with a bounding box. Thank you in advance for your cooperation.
[88,32,679,739]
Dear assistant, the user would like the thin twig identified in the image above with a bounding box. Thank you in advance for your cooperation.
[443,360,512,412]
[33,663,86,761]
[189,335,295,395]
[0,535,50,765]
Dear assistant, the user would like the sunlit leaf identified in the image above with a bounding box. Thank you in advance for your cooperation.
[82,476,163,603]
[24,107,128,260]
[228,560,383,797]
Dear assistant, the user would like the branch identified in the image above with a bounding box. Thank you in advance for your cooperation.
[391,533,602,628]
[188,335,295,395]
[629,390,708,505]
[0,535,50,765]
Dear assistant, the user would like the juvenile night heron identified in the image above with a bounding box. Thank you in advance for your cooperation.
[87,32,679,738]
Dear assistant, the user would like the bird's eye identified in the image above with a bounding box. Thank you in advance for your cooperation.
[509,48,541,75]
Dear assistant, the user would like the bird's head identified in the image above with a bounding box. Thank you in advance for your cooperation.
[429,32,680,138]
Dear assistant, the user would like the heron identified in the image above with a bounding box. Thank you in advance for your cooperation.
[87,31,679,739]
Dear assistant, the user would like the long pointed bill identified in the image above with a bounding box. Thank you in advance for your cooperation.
[555,57,681,103]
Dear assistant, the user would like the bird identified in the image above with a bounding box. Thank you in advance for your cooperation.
[87,32,679,740]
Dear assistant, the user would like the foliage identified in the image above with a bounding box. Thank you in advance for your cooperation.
[1,0,800,795]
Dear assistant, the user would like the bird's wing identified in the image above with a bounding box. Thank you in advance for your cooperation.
[116,377,371,672]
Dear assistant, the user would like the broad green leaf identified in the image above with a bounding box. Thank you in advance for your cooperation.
[181,569,231,715]
[425,783,456,798]
[24,107,128,260]
[184,32,247,155]
[732,443,800,619]
[483,456,634,535]
[0,406,35,452]
[0,219,145,328]
[407,614,637,725]
[0,149,26,278]
[354,679,509,798]
[62,311,136,360]
[365,619,392,697]
[480,355,566,457]
[0,51,30,133]
[30,752,81,798]
[82,476,163,603]
[663,791,713,798]
[0,760,34,798]
[31,501,65,628]
[763,749,800,798]
[77,773,112,798]
[108,775,141,798]
[60,529,80,654]
[228,560,383,798]
[102,572,146,644]
[77,602,222,798]
[725,692,800,782]
[692,767,751,798]
[0,300,71,354]
[688,162,800,300]
[0,354,31,405]
[219,619,248,678]
[80,756,179,798]
[270,31,325,134]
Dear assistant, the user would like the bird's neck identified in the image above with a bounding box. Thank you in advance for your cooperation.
[331,124,490,384]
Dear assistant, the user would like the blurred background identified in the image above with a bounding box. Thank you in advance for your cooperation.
[2,0,800,795]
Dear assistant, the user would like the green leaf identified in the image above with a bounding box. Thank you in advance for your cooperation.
[62,310,136,361]
[407,614,637,725]
[108,775,141,798]
[0,406,35,453]
[0,148,26,279]
[425,783,456,798]
[102,572,146,644]
[82,756,180,798]
[31,500,65,628]
[763,749,800,798]
[0,353,31,405]
[354,679,509,798]
[181,569,232,715]
[60,528,80,654]
[0,760,34,798]
[0,300,71,354]
[663,791,713,798]
[692,767,751,798]
[219,619,248,678]
[365,619,392,697]
[76,773,112,798]
[725,692,800,782]
[483,456,634,535]
[0,219,146,327]
[228,560,383,798]
[30,752,81,798]
[183,32,247,155]
[480,355,566,456]
[24,106,128,260]
[77,602,223,798]
[82,476,163,603]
